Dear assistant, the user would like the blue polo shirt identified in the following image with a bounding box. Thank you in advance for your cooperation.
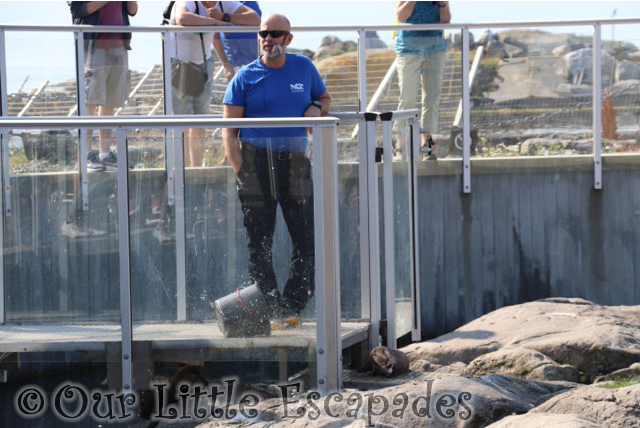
[223,53,327,152]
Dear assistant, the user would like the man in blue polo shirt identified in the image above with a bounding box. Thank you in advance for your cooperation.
[223,13,331,323]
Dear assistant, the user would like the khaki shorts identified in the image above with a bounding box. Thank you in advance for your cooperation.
[85,47,129,107]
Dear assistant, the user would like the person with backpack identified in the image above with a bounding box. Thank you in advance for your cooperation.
[169,1,260,167]
[68,1,138,172]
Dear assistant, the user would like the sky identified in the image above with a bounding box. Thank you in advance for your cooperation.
[2,1,640,92]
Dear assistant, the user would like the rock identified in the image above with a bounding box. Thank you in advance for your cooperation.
[403,299,640,379]
[313,35,358,60]
[530,383,640,427]
[552,43,586,57]
[485,40,508,58]
[187,375,572,428]
[365,31,387,49]
[556,83,592,97]
[465,346,581,382]
[615,60,640,81]
[594,363,640,383]
[310,375,571,428]
[612,79,640,95]
[553,45,572,57]
[433,362,467,377]
[487,413,603,427]
[564,49,615,86]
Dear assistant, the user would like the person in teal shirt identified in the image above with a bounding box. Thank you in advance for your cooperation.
[395,1,451,156]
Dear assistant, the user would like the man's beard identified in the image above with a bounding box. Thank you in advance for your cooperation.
[262,44,284,58]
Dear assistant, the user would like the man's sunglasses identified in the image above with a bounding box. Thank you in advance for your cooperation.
[258,30,289,38]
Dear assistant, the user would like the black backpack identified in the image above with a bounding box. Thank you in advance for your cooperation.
[161,1,175,25]
[162,1,205,25]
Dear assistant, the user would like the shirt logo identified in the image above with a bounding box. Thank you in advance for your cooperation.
[290,83,304,93]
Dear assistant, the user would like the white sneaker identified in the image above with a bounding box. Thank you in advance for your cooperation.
[61,222,106,238]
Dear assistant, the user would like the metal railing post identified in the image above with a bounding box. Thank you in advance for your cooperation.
[175,128,187,321]
[380,113,397,348]
[357,29,368,112]
[409,116,421,341]
[162,31,176,205]
[116,128,133,392]
[0,28,6,323]
[1,29,11,219]
[358,117,371,321]
[313,125,341,394]
[74,30,89,210]
[364,112,381,349]
[593,23,603,190]
[462,27,471,194]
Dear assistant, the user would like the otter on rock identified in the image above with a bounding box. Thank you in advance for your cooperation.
[369,346,410,377]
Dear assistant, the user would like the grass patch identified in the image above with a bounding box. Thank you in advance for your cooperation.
[598,377,639,389]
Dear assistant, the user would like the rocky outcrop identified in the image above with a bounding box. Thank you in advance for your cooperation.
[615,60,640,81]
[564,49,616,85]
[529,383,640,427]
[464,346,581,383]
[487,413,603,427]
[313,33,386,61]
[403,298,640,381]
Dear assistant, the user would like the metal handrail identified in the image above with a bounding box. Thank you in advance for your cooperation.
[2,18,640,32]
[0,115,340,130]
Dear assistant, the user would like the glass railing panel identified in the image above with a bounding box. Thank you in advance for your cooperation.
[602,23,640,155]
[117,32,164,116]
[1,127,124,424]
[127,128,175,322]
[337,119,363,320]
[470,26,594,158]
[295,30,361,112]
[166,29,224,117]
[5,31,77,117]
[4,128,121,323]
[132,132,320,409]
[391,119,415,339]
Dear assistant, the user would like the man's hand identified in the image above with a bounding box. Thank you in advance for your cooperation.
[208,8,225,21]
[303,103,322,133]
[223,104,245,173]
[223,65,236,82]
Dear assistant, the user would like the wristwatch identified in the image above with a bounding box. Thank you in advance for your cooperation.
[222,13,231,22]
[310,100,323,110]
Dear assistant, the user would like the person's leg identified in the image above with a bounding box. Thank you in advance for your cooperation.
[279,154,315,314]
[101,47,130,157]
[419,50,446,144]
[396,54,423,123]
[188,57,214,168]
[187,128,205,167]
[237,145,280,313]
[98,104,115,155]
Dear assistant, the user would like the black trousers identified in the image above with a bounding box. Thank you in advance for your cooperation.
[236,142,315,314]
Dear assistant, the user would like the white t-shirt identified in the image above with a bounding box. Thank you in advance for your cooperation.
[169,1,242,64]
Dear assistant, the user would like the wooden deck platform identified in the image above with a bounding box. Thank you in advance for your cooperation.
[0,321,370,354]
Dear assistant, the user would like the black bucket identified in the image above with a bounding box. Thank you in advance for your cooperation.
[214,284,272,338]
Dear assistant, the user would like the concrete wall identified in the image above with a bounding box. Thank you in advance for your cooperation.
[416,154,640,338]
